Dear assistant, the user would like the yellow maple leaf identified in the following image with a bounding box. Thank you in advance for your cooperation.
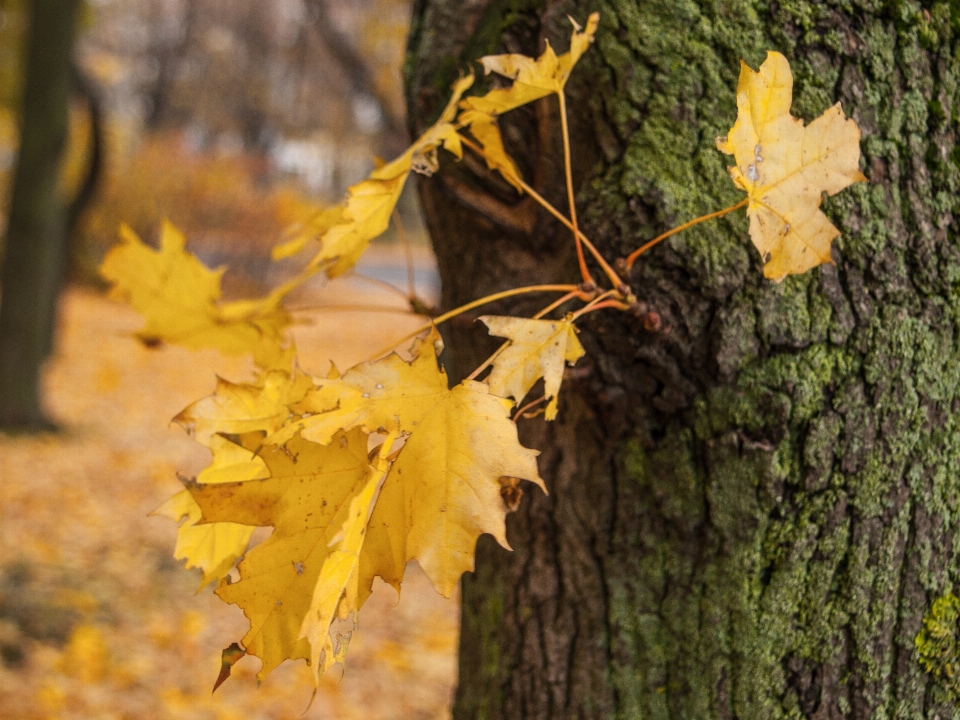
[177,335,545,684]
[152,434,265,589]
[100,221,295,366]
[175,368,312,446]
[361,380,545,598]
[268,331,447,446]
[716,51,867,281]
[310,75,474,277]
[187,428,372,680]
[458,13,598,117]
[479,316,585,420]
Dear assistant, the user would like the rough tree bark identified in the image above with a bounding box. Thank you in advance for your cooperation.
[405,0,960,717]
[0,0,80,429]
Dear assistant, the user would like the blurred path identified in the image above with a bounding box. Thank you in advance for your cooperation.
[0,248,457,720]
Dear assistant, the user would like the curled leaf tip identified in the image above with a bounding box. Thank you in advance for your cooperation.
[213,642,246,693]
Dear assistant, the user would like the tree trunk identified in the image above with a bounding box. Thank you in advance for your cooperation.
[405,0,960,717]
[0,0,79,429]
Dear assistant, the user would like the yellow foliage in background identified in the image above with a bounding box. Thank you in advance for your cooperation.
[75,131,327,272]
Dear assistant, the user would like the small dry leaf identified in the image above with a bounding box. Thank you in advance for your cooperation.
[480,316,585,420]
[499,477,524,513]
[716,51,866,280]
[459,13,598,117]
[213,643,246,693]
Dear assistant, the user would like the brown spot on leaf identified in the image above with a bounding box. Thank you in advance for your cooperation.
[499,477,523,512]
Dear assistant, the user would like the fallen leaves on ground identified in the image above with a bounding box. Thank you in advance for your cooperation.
[715,51,866,280]
[0,267,457,719]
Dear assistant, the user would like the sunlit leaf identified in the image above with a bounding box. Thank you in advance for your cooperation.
[360,380,545,598]
[715,51,866,280]
[310,75,474,277]
[187,428,372,681]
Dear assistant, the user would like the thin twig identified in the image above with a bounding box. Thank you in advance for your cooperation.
[367,284,581,360]
[569,289,617,320]
[288,303,425,316]
[457,134,626,291]
[624,198,749,270]
[558,91,592,286]
[570,299,631,319]
[392,209,417,300]
[346,272,412,302]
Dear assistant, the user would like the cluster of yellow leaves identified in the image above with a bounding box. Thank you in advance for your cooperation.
[98,21,603,685]
[98,15,601,360]
[716,51,866,280]
[165,329,571,685]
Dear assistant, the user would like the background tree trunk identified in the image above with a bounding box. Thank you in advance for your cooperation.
[405,0,960,717]
[0,0,80,429]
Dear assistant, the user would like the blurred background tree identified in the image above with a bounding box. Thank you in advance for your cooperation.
[0,0,82,429]
[0,0,418,430]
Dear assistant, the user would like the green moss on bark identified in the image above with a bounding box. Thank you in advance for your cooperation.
[916,593,960,703]
[599,0,960,715]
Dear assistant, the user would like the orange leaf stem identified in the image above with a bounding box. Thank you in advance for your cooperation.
[569,288,617,320]
[392,209,417,300]
[624,198,749,270]
[513,394,548,421]
[570,299,632,319]
[557,91,592,287]
[458,135,625,291]
[367,284,581,360]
